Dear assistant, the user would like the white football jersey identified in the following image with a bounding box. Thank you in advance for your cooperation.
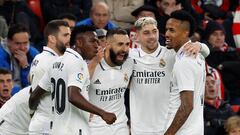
[129,44,175,134]
[29,46,59,133]
[89,58,133,127]
[39,48,90,135]
[0,86,31,134]
[166,42,205,135]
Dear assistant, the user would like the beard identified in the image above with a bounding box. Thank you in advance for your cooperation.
[56,41,67,54]
[109,48,128,66]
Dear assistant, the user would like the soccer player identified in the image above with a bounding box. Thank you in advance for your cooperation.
[0,86,32,134]
[29,25,116,135]
[129,17,209,135]
[28,20,71,134]
[164,10,206,135]
[89,28,133,135]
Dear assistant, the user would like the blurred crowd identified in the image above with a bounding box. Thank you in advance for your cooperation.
[0,0,240,135]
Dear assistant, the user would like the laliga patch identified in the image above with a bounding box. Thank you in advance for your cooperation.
[76,73,84,82]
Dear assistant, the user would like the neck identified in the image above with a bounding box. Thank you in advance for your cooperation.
[175,38,190,52]
[205,98,218,105]
[48,43,63,56]
[0,95,10,101]
[141,44,158,54]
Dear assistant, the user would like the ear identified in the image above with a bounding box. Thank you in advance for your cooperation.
[76,37,83,48]
[48,35,56,43]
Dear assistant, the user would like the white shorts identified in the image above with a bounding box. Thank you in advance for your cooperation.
[28,115,51,135]
[90,123,129,135]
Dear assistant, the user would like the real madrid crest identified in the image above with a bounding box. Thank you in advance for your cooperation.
[124,73,128,82]
[159,58,166,68]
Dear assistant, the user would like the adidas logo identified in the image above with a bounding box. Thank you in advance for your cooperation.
[94,79,101,84]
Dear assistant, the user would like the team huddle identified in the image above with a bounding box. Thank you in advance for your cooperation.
[0,10,209,135]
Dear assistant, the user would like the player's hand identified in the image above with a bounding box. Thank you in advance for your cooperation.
[14,50,28,68]
[92,46,104,63]
[184,42,201,58]
[101,112,117,124]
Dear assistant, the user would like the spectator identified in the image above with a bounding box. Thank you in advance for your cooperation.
[92,0,144,29]
[206,64,226,100]
[146,0,200,36]
[204,21,240,104]
[0,68,13,108]
[204,73,235,135]
[96,28,107,48]
[224,116,240,135]
[76,2,118,30]
[0,24,39,89]
[0,0,42,45]
[58,13,77,30]
[204,21,240,68]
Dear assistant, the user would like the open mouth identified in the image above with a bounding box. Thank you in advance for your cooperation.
[117,54,125,60]
[165,39,170,45]
[2,89,9,95]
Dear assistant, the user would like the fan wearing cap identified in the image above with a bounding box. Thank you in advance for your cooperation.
[204,21,239,68]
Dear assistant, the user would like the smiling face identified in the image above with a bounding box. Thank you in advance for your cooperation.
[0,74,13,99]
[107,34,130,66]
[165,18,189,51]
[137,24,159,53]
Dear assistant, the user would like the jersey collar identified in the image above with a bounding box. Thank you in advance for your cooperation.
[99,58,122,71]
[138,43,162,58]
[176,40,191,58]
[65,48,82,59]
[43,46,59,56]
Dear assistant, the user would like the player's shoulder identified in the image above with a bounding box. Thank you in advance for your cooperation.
[129,48,140,58]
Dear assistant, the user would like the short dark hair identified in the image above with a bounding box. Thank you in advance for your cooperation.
[169,10,196,37]
[70,25,96,47]
[44,20,69,42]
[106,28,128,39]
[58,13,77,22]
[0,68,12,75]
[7,24,30,40]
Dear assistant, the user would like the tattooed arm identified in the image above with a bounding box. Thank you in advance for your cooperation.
[164,91,193,135]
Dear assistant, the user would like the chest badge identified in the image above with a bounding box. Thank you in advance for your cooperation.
[124,73,128,82]
[159,58,166,68]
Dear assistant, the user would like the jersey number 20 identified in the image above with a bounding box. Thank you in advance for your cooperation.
[51,78,66,114]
